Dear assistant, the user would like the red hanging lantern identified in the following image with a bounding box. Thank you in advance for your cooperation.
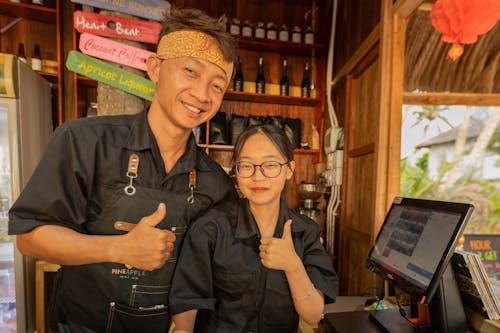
[430,0,500,60]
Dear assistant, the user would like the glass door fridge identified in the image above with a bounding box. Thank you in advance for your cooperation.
[0,53,53,332]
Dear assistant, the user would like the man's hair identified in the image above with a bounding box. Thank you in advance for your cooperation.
[161,7,237,63]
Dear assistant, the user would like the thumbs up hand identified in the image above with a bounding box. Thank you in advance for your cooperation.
[259,219,301,272]
[112,203,176,271]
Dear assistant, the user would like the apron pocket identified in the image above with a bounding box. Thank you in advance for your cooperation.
[129,284,169,307]
[105,302,169,333]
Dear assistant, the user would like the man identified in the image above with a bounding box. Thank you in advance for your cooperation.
[8,7,237,333]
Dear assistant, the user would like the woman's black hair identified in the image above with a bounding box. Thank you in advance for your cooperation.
[232,124,294,167]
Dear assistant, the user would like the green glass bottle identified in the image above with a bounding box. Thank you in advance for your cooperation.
[233,56,244,91]
[255,57,265,94]
[301,61,311,97]
[280,59,289,96]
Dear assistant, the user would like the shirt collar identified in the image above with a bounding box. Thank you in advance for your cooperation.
[234,198,306,240]
[122,109,152,151]
[122,108,211,172]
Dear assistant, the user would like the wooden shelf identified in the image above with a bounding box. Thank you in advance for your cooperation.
[236,36,325,55]
[224,90,321,107]
[76,75,98,88]
[74,76,321,107]
[0,1,56,23]
[198,143,321,155]
[39,71,58,83]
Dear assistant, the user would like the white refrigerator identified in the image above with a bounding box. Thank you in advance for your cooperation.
[0,53,53,332]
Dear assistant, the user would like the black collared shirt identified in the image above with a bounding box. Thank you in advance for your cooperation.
[169,198,338,333]
[9,109,236,235]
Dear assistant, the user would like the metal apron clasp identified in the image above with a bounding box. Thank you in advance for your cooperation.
[187,169,197,204]
[124,154,140,196]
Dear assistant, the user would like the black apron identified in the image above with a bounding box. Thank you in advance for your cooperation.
[50,154,205,333]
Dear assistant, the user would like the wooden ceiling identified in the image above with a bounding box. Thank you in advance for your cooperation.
[405,8,500,94]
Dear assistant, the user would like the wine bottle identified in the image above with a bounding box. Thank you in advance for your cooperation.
[301,61,311,97]
[280,59,289,96]
[255,57,265,94]
[17,43,27,64]
[31,44,42,71]
[233,56,244,92]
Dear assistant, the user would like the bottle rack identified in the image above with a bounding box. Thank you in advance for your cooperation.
[0,0,62,126]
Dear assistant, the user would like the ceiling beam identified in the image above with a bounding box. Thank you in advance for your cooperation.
[392,0,425,18]
[403,92,500,106]
[418,3,433,11]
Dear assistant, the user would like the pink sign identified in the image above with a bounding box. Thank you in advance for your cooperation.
[74,11,162,44]
[79,33,154,71]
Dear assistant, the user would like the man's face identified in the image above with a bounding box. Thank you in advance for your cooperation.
[148,56,228,131]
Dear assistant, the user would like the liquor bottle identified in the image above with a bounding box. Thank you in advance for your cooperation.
[291,25,302,43]
[278,24,289,42]
[229,18,241,36]
[255,57,265,94]
[31,44,42,71]
[301,61,311,97]
[310,125,320,150]
[241,20,253,37]
[255,21,266,39]
[304,26,315,44]
[233,56,244,92]
[17,43,27,64]
[266,22,277,40]
[279,59,289,96]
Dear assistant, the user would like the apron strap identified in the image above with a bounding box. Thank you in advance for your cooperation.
[187,169,197,204]
[124,154,140,196]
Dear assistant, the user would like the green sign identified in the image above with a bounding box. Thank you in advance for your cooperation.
[66,50,155,101]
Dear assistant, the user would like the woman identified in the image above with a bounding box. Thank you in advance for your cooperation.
[169,124,337,333]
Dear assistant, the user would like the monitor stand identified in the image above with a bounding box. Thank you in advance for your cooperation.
[369,264,471,333]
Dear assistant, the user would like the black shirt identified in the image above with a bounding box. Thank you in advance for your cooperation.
[9,109,236,235]
[169,198,338,333]
[8,109,237,332]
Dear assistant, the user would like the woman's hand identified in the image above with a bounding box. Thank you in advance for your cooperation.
[259,219,301,273]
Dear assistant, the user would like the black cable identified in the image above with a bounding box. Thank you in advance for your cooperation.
[395,288,420,328]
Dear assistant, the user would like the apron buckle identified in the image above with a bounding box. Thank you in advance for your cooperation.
[124,154,140,196]
[187,169,197,204]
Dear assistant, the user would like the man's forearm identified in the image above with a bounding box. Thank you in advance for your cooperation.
[16,225,116,265]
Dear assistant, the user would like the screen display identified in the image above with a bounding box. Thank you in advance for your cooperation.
[366,197,473,303]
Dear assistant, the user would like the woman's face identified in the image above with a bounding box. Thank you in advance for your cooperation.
[236,132,295,208]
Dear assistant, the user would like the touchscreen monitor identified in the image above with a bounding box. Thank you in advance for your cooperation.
[366,197,474,305]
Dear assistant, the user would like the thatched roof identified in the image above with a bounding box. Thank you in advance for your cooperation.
[416,118,486,148]
[405,8,500,94]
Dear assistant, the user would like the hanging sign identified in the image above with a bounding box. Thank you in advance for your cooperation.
[66,50,155,101]
[70,0,170,22]
[79,33,154,71]
[464,234,500,279]
[73,10,162,44]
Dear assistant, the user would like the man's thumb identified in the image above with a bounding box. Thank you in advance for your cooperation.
[281,219,293,240]
[143,203,167,227]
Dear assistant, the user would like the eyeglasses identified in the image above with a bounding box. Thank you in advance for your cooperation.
[235,161,289,178]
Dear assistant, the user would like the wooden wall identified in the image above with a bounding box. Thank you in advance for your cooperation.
[333,0,381,76]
